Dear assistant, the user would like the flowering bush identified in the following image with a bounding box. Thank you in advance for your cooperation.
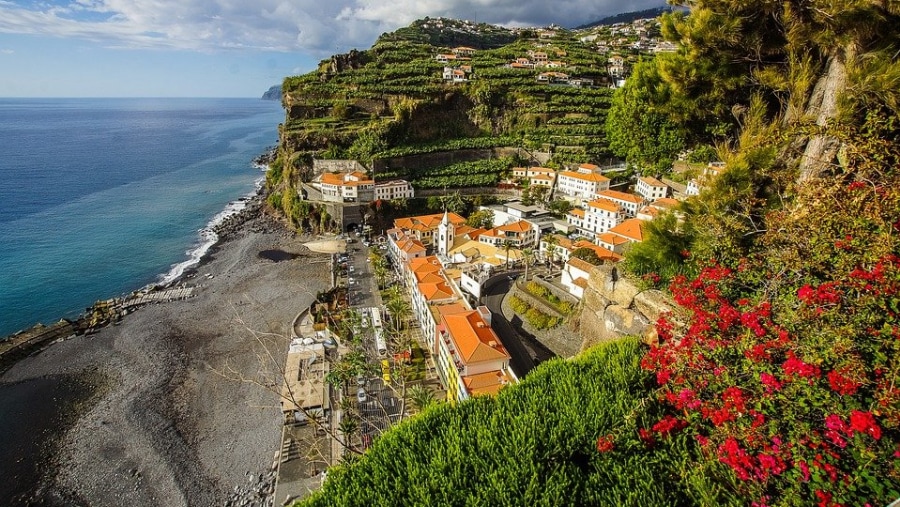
[638,255,900,504]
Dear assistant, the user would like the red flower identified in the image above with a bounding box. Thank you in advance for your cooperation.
[782,352,821,381]
[797,284,815,303]
[652,415,687,438]
[638,427,655,447]
[849,410,882,440]
[759,372,783,393]
[596,435,615,453]
[827,369,861,396]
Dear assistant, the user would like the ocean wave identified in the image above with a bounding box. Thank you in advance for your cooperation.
[156,176,265,287]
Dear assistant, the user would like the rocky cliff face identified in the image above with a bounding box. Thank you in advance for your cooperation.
[578,264,678,351]
[261,85,281,101]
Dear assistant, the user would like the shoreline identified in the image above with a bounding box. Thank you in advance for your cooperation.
[0,176,272,366]
[0,188,333,505]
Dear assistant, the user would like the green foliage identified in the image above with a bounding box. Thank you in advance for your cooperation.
[570,247,603,266]
[510,295,563,328]
[622,212,696,285]
[300,338,697,507]
[605,60,687,174]
[465,208,494,229]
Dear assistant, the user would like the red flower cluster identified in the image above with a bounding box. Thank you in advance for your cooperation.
[782,352,821,383]
[596,434,615,453]
[652,415,687,438]
[826,368,861,396]
[638,255,899,503]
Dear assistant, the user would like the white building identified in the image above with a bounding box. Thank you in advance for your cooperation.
[556,170,611,201]
[635,176,669,201]
[561,257,594,299]
[594,189,644,217]
[374,180,415,201]
[435,303,515,403]
[314,171,374,203]
[583,198,624,235]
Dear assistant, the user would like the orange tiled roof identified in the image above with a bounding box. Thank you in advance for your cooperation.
[596,232,631,246]
[572,240,622,261]
[498,221,531,233]
[597,189,644,204]
[586,199,622,213]
[559,170,610,183]
[579,163,600,171]
[607,218,645,242]
[572,277,589,289]
[320,172,344,185]
[394,212,465,231]
[569,209,585,218]
[639,176,667,187]
[439,306,509,365]
[463,370,511,396]
[651,198,680,210]
[566,257,596,273]
[419,281,455,301]
[409,256,441,273]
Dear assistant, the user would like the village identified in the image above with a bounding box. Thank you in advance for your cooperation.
[272,154,724,501]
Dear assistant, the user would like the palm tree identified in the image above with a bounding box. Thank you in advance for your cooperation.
[522,248,534,281]
[409,384,435,412]
[502,239,514,270]
[385,296,411,335]
[542,234,559,275]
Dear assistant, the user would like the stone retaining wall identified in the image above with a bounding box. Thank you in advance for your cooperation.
[578,264,679,352]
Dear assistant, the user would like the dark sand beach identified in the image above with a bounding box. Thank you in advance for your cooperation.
[0,209,331,506]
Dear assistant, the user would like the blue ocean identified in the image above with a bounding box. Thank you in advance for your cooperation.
[0,98,284,337]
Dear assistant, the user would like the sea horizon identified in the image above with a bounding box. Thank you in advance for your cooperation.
[0,97,284,337]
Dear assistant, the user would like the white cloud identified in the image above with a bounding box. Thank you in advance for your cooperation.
[0,48,13,54]
[0,0,663,54]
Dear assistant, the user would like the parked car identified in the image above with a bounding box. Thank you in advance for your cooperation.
[356,388,367,403]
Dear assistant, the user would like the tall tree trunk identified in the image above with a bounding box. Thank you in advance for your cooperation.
[796,43,856,182]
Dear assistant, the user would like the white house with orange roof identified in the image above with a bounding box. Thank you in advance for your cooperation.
[374,179,415,201]
[314,171,375,203]
[442,66,469,83]
[393,212,466,246]
[561,257,595,299]
[452,46,476,57]
[637,197,679,221]
[567,208,585,231]
[476,220,538,249]
[583,198,624,235]
[596,218,644,253]
[556,170,610,201]
[635,176,669,201]
[434,303,515,402]
[595,189,644,217]
[386,229,427,265]
[406,256,458,351]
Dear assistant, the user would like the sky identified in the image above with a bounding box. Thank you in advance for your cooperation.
[0,0,663,97]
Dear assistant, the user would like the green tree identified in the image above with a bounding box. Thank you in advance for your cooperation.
[605,60,687,175]
[570,247,603,266]
[541,234,559,275]
[466,209,495,229]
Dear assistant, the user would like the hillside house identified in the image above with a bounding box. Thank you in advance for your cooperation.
[594,189,643,217]
[435,304,515,403]
[635,176,669,201]
[374,179,415,201]
[556,170,610,201]
[313,171,374,203]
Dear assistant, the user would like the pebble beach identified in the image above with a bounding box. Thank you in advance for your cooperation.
[0,205,332,506]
